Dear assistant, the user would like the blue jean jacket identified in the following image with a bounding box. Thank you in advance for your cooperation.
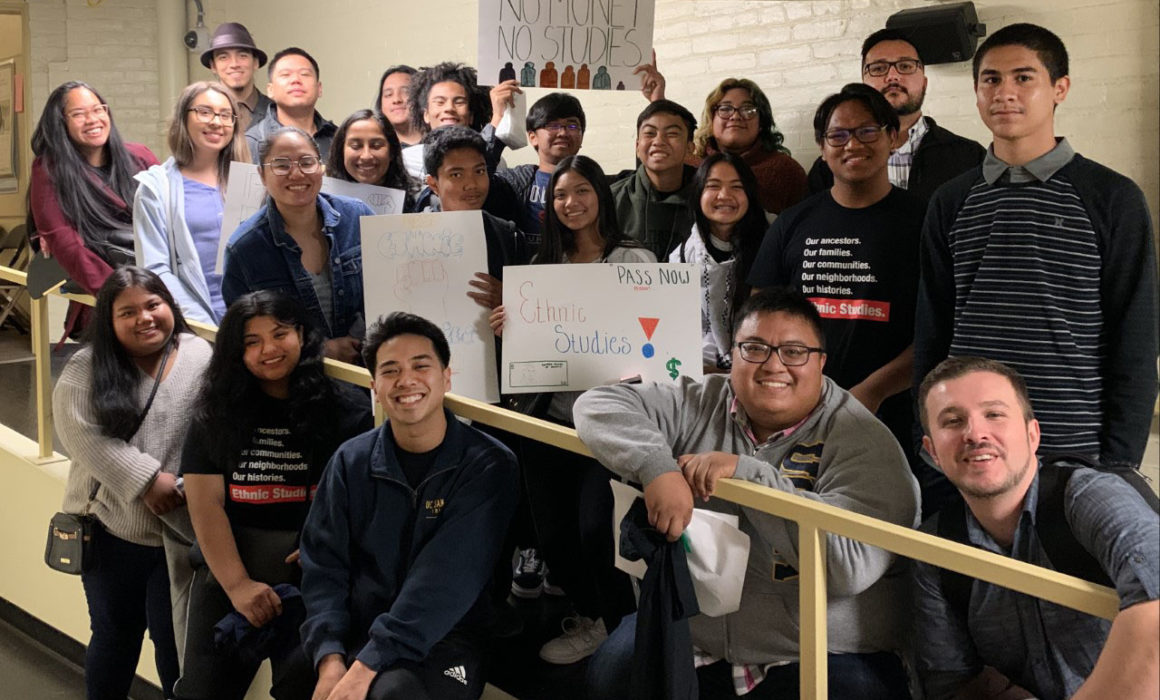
[222,192,372,338]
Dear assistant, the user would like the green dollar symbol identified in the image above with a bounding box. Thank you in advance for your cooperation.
[666,357,681,379]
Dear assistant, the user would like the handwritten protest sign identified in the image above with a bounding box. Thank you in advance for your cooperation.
[478,0,656,91]
[216,161,406,273]
[361,211,500,403]
[501,262,701,393]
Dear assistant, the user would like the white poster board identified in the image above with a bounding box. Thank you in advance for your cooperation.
[501,262,701,393]
[216,160,406,273]
[361,211,500,404]
[477,0,655,91]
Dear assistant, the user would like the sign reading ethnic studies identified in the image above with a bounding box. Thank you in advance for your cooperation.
[500,262,701,394]
[477,0,656,91]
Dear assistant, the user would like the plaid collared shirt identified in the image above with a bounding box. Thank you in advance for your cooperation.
[887,115,929,190]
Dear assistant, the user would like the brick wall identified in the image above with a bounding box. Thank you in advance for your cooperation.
[28,0,164,158]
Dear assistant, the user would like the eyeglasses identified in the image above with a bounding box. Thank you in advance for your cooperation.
[542,122,582,134]
[262,155,322,176]
[823,125,888,148]
[863,59,923,77]
[65,104,109,124]
[734,341,823,366]
[714,104,759,120]
[188,106,237,125]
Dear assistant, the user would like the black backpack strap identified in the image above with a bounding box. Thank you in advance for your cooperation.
[1035,460,1113,587]
[926,495,974,622]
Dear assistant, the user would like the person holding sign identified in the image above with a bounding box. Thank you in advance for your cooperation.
[176,291,370,700]
[326,109,414,209]
[669,153,767,373]
[491,155,651,665]
[403,62,521,180]
[133,81,250,326]
[222,126,374,364]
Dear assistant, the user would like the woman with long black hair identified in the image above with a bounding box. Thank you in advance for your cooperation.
[326,109,415,207]
[30,82,159,335]
[671,153,768,372]
[175,291,371,700]
[53,266,213,699]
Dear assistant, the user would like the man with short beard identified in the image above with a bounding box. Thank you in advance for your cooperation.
[807,28,985,207]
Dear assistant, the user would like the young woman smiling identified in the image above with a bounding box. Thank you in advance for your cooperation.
[671,153,768,372]
[176,291,370,699]
[133,81,250,326]
[53,267,213,699]
[30,82,160,336]
[222,127,374,363]
[491,155,650,665]
[326,109,415,208]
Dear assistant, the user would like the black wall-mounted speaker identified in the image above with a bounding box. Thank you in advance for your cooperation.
[885,2,987,65]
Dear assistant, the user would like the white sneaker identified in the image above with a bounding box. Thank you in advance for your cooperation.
[538,615,607,665]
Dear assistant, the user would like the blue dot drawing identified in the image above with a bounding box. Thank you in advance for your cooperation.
[642,343,655,358]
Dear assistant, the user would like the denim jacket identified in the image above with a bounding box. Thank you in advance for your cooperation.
[222,192,372,338]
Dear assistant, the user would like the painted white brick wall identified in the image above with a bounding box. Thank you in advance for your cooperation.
[28,0,164,159]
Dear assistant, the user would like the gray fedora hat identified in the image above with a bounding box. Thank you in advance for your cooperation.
[200,22,268,69]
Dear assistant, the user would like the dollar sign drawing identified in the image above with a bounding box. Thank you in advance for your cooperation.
[666,357,681,379]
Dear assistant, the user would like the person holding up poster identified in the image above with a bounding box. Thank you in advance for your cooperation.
[326,109,415,210]
[222,126,373,364]
[133,81,250,326]
[491,155,652,665]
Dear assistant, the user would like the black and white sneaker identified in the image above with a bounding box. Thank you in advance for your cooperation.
[511,547,546,599]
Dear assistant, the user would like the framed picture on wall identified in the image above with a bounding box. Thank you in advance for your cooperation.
[0,58,17,191]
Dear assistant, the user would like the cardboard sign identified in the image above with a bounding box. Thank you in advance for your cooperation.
[501,262,701,393]
[477,0,656,91]
[361,211,500,404]
[216,161,406,273]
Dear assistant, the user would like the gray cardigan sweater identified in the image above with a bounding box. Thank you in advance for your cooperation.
[55,333,212,547]
[574,374,920,665]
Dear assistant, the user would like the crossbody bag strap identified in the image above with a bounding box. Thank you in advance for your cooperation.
[86,338,175,515]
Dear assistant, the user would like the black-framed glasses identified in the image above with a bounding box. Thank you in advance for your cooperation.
[188,106,237,125]
[715,104,759,120]
[262,155,322,176]
[542,122,582,134]
[823,125,887,148]
[734,341,823,366]
[65,104,109,124]
[863,59,923,77]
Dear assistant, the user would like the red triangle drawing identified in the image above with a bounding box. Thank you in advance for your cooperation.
[638,317,659,340]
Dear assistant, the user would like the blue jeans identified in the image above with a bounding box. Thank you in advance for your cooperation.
[81,522,179,699]
[588,614,911,700]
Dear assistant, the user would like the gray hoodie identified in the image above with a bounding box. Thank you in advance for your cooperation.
[574,374,919,665]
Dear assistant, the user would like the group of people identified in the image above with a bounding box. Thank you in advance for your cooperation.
[26,11,1158,700]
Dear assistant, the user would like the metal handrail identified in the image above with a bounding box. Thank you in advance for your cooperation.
[0,262,1120,698]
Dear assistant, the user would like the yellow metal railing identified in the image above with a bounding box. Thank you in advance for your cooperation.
[0,262,1120,698]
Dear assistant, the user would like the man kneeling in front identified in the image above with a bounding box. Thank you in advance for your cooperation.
[576,287,920,699]
[914,356,1159,699]
[299,312,518,700]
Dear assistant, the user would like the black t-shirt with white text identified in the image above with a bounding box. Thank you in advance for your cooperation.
[748,188,925,390]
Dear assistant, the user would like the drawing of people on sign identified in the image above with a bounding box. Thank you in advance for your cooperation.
[540,61,558,88]
[521,61,536,87]
[577,64,591,89]
[499,61,517,83]
[616,81,625,90]
[592,66,611,90]
[561,65,576,89]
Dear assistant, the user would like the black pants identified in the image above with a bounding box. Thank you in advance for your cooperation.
[364,631,487,700]
[174,529,312,700]
[521,416,635,629]
[81,522,179,700]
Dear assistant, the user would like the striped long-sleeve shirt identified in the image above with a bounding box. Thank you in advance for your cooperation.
[914,140,1157,465]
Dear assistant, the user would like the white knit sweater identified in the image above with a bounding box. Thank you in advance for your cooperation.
[54,333,212,546]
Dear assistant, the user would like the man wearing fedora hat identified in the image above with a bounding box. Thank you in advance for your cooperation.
[201,22,272,133]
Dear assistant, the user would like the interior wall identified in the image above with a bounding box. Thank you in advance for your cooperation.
[188,0,1158,229]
